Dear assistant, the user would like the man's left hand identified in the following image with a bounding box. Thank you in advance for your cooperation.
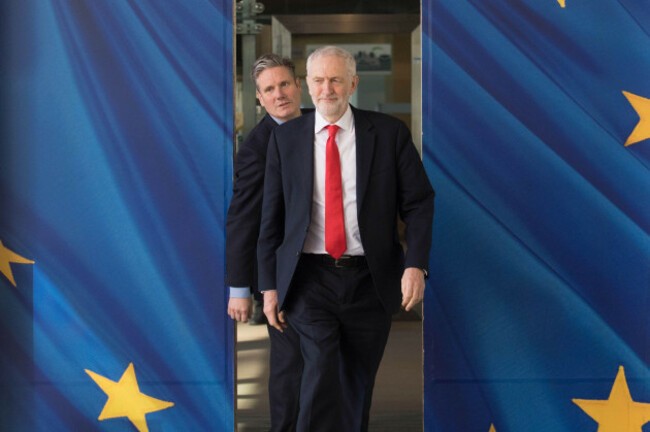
[401,267,425,311]
[263,290,288,332]
[228,297,252,322]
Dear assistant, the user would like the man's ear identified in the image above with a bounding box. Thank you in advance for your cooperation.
[350,75,359,95]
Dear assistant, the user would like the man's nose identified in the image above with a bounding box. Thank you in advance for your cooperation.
[322,81,333,94]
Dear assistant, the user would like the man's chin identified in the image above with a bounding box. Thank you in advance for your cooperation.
[316,103,344,118]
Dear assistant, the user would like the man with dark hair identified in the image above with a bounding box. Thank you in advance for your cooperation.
[225,53,304,432]
[258,46,434,432]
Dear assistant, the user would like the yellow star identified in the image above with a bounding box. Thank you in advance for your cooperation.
[573,366,650,432]
[623,91,650,146]
[489,424,497,432]
[557,0,566,7]
[0,239,34,287]
[86,363,174,432]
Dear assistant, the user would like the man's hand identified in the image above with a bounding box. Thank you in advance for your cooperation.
[228,297,252,322]
[263,290,287,332]
[401,267,425,311]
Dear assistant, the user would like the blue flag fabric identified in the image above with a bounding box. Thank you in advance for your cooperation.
[0,1,233,431]
[4,0,650,430]
[422,0,650,430]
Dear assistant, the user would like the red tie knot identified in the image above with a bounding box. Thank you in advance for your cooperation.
[326,124,340,138]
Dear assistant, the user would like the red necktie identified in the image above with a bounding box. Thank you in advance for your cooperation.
[324,125,346,259]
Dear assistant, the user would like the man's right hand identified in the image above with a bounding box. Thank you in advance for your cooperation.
[228,297,252,322]
[263,290,287,332]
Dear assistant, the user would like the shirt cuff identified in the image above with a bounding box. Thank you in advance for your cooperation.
[229,286,250,299]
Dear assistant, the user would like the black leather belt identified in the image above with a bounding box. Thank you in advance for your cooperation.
[302,254,367,268]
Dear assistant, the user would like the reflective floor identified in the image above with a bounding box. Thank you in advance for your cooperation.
[236,320,423,431]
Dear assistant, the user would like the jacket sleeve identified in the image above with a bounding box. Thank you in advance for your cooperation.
[257,130,285,292]
[224,133,267,288]
[395,121,435,272]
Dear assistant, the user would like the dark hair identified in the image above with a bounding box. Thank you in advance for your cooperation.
[251,54,296,89]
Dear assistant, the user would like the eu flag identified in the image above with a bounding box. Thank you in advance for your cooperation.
[0,1,234,430]
[422,0,650,430]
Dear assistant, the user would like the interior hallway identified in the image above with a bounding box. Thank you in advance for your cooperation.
[236,320,423,431]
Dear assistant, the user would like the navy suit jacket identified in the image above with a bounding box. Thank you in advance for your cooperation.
[225,111,314,291]
[225,114,278,291]
[257,106,434,314]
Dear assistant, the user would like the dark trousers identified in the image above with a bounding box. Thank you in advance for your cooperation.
[285,254,392,432]
[267,321,302,432]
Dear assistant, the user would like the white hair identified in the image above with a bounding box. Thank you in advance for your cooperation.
[306,45,357,78]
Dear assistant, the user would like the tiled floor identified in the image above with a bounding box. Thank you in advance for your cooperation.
[236,320,423,431]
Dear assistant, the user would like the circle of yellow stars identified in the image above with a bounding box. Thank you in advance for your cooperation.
[5,5,650,432]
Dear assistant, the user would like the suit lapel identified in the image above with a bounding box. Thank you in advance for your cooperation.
[353,107,376,213]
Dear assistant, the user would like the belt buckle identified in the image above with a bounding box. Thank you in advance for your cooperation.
[334,256,350,268]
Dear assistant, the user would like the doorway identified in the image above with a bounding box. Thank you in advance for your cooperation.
[234,2,423,431]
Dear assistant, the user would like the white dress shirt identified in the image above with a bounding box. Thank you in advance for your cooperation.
[302,105,365,256]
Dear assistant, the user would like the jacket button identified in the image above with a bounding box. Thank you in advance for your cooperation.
[296,252,300,256]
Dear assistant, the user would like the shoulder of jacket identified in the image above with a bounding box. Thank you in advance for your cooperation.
[251,114,277,135]
[355,108,403,126]
[274,111,313,136]
[240,115,275,147]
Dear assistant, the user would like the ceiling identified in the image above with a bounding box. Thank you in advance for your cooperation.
[243,0,419,21]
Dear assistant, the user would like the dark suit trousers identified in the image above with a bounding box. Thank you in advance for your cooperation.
[267,322,302,432]
[285,255,392,432]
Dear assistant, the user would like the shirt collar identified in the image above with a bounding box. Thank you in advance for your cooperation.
[269,108,303,125]
[314,104,353,133]
[269,114,284,125]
